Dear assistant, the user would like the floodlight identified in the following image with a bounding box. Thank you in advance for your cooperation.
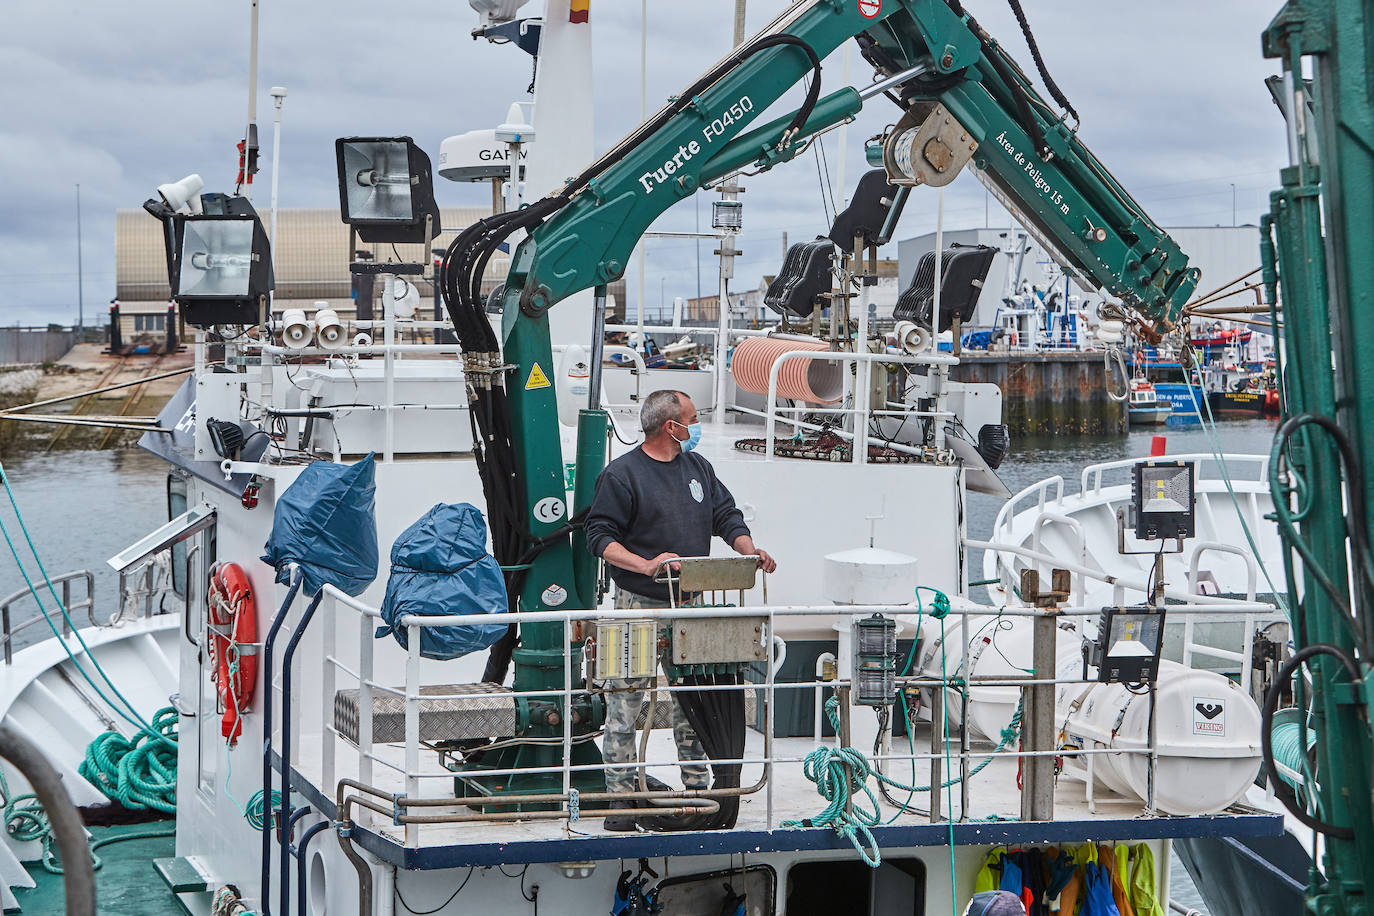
[314,308,345,350]
[157,174,205,215]
[1131,460,1196,540]
[1085,605,1166,684]
[335,137,441,244]
[172,209,273,327]
[280,308,313,348]
[179,220,253,296]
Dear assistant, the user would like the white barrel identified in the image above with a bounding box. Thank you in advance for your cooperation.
[1055,654,1261,815]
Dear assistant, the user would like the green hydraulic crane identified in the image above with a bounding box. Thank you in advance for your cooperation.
[1260,2,1374,913]
[439,0,1200,798]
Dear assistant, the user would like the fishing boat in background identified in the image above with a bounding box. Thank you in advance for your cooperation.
[1189,323,1253,351]
[1126,377,1173,425]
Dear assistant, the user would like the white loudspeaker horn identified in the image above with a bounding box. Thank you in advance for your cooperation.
[315,309,346,350]
[157,174,205,215]
[893,320,931,354]
[280,309,313,349]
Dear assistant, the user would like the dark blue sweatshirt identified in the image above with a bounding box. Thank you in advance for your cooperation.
[583,447,751,600]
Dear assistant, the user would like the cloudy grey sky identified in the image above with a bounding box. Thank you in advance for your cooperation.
[1,0,1287,327]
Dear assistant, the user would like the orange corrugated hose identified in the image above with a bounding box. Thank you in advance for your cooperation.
[730,335,843,404]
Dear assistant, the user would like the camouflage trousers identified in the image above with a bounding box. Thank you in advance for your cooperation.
[602,590,709,793]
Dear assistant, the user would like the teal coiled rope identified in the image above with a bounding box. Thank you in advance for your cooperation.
[78,707,179,815]
[783,696,916,867]
[0,464,181,872]
[0,708,178,875]
[786,587,1022,878]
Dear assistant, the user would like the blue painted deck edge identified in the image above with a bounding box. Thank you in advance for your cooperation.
[271,754,1283,871]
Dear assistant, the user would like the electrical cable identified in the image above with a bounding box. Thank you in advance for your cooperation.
[395,866,474,915]
[1269,412,1374,655]
[942,0,1047,159]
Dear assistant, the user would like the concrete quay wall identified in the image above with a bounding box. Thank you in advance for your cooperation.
[950,351,1125,437]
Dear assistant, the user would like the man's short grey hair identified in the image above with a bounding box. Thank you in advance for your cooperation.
[640,389,687,434]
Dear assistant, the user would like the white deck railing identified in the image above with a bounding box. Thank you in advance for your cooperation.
[267,587,1278,848]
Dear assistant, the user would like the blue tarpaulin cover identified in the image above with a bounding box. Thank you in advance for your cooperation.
[261,454,379,596]
[375,503,509,660]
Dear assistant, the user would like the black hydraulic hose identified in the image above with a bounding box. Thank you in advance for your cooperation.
[295,819,330,916]
[279,590,325,916]
[259,568,304,916]
[943,0,1048,159]
[1004,0,1079,122]
[1274,413,1374,654]
[1260,643,1363,840]
[0,723,95,915]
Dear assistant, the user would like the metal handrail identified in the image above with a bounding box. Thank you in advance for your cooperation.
[302,583,1275,847]
[0,570,95,665]
[993,475,1066,543]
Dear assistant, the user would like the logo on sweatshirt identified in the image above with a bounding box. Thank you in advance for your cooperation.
[689,479,704,503]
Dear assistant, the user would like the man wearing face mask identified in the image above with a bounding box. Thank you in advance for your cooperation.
[584,389,777,830]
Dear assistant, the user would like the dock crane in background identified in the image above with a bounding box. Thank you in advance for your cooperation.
[439,0,1202,797]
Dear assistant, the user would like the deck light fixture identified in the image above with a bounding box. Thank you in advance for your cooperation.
[147,192,274,328]
[853,613,898,706]
[1085,604,1166,684]
[173,212,273,326]
[712,199,743,232]
[1131,459,1196,541]
[335,137,441,245]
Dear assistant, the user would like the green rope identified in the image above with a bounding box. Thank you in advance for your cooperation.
[0,708,178,875]
[1185,355,1292,616]
[77,707,179,815]
[245,789,281,832]
[0,463,166,738]
[787,587,1020,885]
[41,826,179,875]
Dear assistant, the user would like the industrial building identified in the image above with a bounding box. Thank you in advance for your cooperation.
[112,206,624,337]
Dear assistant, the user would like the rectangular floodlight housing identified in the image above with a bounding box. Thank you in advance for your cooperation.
[336,136,441,245]
[1131,459,1196,541]
[1092,604,1166,684]
[170,201,274,327]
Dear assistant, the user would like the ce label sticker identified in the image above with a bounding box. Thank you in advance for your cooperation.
[533,496,567,524]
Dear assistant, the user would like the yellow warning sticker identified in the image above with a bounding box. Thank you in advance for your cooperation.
[525,362,551,390]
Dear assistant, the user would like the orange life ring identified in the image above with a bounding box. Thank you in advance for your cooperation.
[208,563,258,745]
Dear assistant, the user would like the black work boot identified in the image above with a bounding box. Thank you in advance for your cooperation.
[602,798,639,832]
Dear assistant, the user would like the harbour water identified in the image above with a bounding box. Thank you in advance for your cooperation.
[0,422,1278,911]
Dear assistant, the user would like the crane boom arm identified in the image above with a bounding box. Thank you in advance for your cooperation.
[439,0,1200,694]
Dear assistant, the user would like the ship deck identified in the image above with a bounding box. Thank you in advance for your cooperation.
[277,722,1283,870]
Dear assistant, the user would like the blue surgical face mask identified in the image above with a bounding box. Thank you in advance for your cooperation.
[677,421,702,452]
